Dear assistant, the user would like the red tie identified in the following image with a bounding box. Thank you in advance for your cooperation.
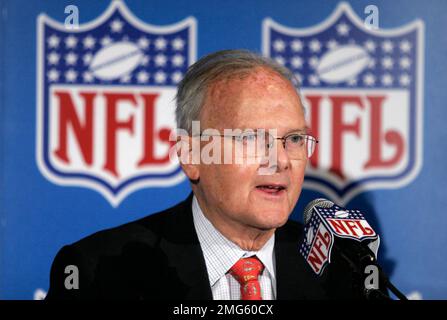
[229,256,264,300]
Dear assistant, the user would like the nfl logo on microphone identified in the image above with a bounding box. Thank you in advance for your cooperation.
[300,204,380,275]
[263,2,424,204]
[36,2,196,206]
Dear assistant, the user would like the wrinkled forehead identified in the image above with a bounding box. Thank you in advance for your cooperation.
[200,67,305,131]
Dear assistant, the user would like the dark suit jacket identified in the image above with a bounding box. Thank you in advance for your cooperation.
[46,193,366,300]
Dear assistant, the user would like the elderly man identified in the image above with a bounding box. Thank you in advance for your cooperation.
[46,49,360,300]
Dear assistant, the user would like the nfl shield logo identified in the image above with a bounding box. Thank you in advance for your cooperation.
[263,2,424,205]
[36,2,196,206]
[300,203,380,275]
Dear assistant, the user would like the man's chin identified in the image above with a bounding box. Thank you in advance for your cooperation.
[249,213,290,231]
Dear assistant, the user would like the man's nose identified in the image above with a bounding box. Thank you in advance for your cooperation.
[274,140,291,172]
[258,140,291,175]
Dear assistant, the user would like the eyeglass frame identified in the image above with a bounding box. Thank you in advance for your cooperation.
[194,129,319,158]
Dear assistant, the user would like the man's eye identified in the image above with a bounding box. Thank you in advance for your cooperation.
[238,134,256,143]
[244,134,256,142]
[288,134,304,144]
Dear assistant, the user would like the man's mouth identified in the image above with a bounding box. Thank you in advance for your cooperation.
[255,184,287,196]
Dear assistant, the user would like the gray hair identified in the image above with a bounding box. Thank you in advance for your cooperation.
[175,49,301,133]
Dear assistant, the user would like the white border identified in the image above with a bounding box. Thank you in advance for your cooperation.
[262,2,424,205]
[36,1,197,207]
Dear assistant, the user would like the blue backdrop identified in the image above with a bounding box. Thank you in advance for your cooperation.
[1,0,446,299]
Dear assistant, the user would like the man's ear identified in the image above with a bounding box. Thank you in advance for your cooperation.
[177,135,200,182]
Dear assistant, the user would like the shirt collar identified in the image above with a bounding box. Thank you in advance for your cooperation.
[192,195,276,286]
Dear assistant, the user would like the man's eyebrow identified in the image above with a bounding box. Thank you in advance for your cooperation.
[284,127,309,135]
[234,127,310,134]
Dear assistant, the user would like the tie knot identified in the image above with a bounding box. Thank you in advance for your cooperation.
[229,256,264,284]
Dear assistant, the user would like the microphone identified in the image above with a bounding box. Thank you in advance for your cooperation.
[300,198,407,300]
[300,198,380,275]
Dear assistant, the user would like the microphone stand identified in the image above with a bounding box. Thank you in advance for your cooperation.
[377,270,408,300]
[335,242,408,300]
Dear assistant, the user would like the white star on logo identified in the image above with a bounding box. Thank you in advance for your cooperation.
[137,71,149,83]
[309,56,319,69]
[309,39,321,52]
[120,73,132,83]
[171,37,185,50]
[381,40,394,53]
[154,71,167,83]
[47,69,59,82]
[65,69,77,82]
[64,35,78,49]
[138,37,150,49]
[172,54,185,67]
[294,73,302,84]
[110,19,124,33]
[47,35,60,48]
[154,37,167,50]
[290,56,303,69]
[83,35,96,49]
[83,53,93,65]
[274,56,285,66]
[364,39,376,52]
[400,40,412,53]
[381,56,394,69]
[100,36,112,47]
[326,39,339,50]
[381,74,393,86]
[363,73,375,86]
[273,39,286,52]
[47,52,60,65]
[83,72,94,83]
[309,74,320,86]
[65,52,78,65]
[290,39,303,52]
[336,23,350,36]
[154,54,167,67]
[399,74,411,86]
[399,57,411,69]
[172,71,183,84]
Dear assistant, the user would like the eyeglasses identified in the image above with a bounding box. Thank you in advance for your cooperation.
[198,130,318,159]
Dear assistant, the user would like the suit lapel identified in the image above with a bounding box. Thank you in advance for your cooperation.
[159,193,213,299]
[275,223,327,299]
